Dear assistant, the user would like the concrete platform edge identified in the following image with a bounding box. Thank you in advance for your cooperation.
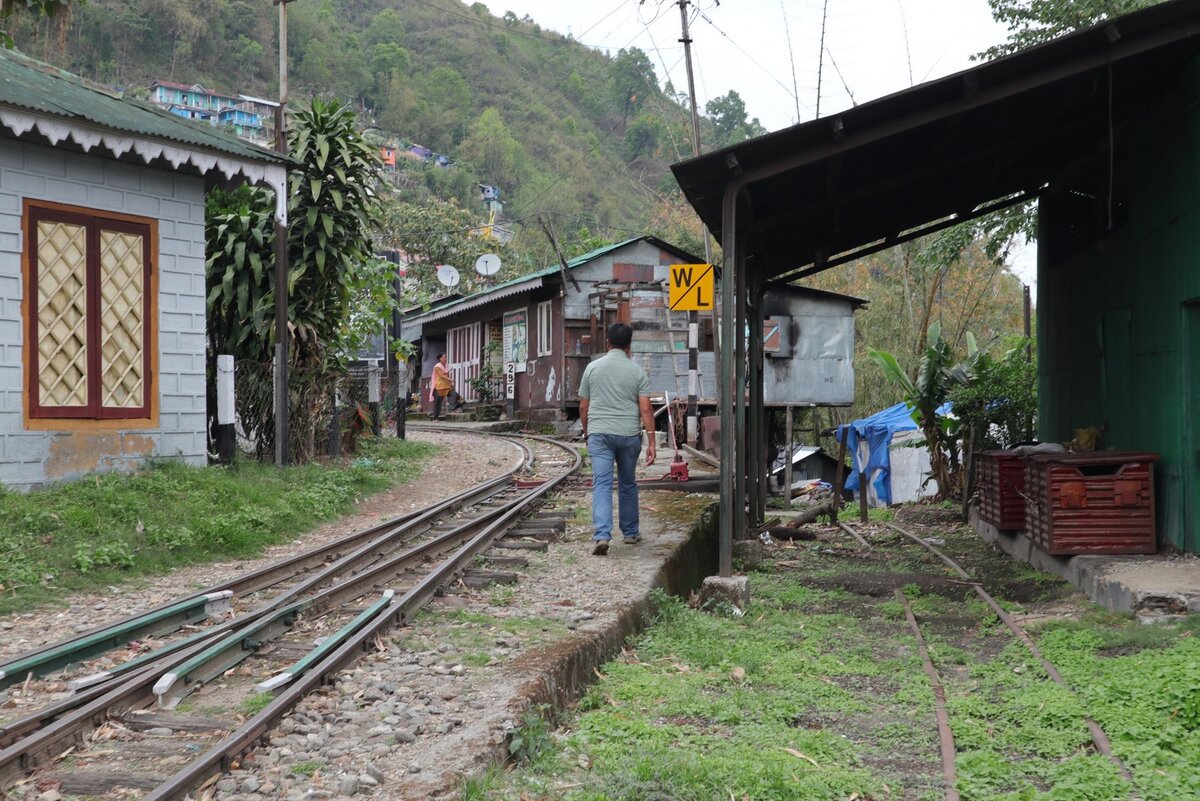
[970,508,1195,614]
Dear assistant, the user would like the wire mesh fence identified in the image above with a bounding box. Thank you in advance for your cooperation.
[229,359,408,464]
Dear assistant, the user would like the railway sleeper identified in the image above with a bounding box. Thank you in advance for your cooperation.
[460,569,520,588]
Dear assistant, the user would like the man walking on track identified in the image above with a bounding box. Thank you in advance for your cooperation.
[578,323,657,556]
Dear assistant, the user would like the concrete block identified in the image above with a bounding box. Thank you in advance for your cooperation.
[86,185,125,211]
[731,539,764,570]
[125,193,160,217]
[102,165,143,191]
[3,170,45,196]
[160,199,192,223]
[27,148,66,177]
[699,575,750,612]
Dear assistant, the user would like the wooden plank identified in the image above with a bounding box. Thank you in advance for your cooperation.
[55,771,165,792]
[491,540,548,552]
[121,711,238,732]
[462,570,520,588]
[479,554,529,567]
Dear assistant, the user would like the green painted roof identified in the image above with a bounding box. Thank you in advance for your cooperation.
[0,48,289,166]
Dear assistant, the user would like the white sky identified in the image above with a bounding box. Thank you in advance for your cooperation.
[479,0,1038,289]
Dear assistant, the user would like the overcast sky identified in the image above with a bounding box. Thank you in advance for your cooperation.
[478,0,1037,287]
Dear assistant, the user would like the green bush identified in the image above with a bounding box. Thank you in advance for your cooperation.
[950,341,1037,449]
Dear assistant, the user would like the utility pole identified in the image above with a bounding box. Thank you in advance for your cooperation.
[677,0,715,448]
[273,0,294,467]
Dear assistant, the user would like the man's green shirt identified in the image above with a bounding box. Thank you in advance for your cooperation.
[578,350,650,437]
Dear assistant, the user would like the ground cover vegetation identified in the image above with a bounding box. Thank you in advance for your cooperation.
[479,519,1199,801]
[0,437,434,613]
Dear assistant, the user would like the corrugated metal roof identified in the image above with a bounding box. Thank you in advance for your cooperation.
[671,0,1200,277]
[0,48,288,166]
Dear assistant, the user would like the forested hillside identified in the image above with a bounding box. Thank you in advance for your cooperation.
[12,0,763,259]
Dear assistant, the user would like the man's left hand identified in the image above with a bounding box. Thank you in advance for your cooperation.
[645,438,657,466]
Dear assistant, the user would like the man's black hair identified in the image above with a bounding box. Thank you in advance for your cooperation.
[607,323,633,349]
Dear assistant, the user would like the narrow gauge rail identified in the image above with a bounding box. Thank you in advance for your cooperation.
[0,438,527,742]
[0,430,582,800]
[840,519,1138,801]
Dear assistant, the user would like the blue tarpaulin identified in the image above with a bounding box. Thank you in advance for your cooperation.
[836,402,951,505]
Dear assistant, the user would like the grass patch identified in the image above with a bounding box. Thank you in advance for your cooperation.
[240,691,275,716]
[0,437,436,613]
[482,505,1198,801]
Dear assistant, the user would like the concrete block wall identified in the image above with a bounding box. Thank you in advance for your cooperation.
[0,140,208,490]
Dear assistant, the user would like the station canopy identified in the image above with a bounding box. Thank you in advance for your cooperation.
[671,0,1200,279]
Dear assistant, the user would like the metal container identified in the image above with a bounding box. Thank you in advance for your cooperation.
[977,450,1027,531]
[1023,451,1159,555]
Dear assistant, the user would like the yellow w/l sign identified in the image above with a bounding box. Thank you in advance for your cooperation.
[667,263,714,311]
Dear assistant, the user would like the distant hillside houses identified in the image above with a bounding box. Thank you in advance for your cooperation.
[148,80,276,146]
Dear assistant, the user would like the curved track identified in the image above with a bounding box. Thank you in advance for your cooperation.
[0,429,582,801]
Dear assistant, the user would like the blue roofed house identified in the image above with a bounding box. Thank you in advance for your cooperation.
[0,50,290,489]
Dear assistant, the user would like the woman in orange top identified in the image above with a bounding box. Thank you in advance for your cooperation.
[431,353,456,419]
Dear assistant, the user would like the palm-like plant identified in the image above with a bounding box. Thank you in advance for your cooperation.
[869,321,984,500]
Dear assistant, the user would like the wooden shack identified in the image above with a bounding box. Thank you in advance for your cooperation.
[400,237,717,421]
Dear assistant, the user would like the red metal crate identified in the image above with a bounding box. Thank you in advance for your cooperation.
[977,450,1027,531]
[1023,451,1159,555]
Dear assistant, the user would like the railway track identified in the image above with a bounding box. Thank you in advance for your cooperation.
[0,429,582,800]
[837,518,1139,801]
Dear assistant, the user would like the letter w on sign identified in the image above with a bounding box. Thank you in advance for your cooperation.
[668,263,714,311]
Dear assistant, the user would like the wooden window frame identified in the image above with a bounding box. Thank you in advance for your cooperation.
[536,300,553,357]
[24,200,156,423]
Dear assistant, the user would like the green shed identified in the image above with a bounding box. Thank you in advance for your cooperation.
[1038,56,1200,553]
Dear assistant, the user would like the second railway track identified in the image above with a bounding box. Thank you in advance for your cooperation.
[0,429,582,801]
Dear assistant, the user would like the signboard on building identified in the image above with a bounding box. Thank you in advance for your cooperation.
[502,310,527,373]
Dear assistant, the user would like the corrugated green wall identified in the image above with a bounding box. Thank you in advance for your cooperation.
[1038,58,1200,553]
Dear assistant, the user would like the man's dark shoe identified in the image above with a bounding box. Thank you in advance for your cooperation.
[623,535,642,545]
[592,540,609,555]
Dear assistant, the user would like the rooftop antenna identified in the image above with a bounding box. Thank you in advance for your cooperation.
[475,253,501,287]
[816,0,829,118]
[436,264,461,290]
[780,0,802,124]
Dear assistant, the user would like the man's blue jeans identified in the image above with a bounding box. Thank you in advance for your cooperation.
[587,433,641,542]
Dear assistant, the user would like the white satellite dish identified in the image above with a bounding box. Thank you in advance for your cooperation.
[436,264,460,288]
[475,253,502,277]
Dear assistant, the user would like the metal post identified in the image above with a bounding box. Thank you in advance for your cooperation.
[392,278,408,441]
[747,276,763,528]
[328,384,340,456]
[784,405,794,508]
[368,362,381,437]
[215,355,235,464]
[272,0,292,467]
[718,191,739,578]
[678,0,713,446]
[733,230,748,541]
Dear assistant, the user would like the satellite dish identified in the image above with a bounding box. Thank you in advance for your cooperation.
[436,264,460,288]
[475,253,502,277]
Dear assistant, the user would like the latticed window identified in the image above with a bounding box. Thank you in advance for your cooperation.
[26,203,153,420]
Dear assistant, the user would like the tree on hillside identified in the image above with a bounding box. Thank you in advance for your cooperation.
[457,107,528,193]
[705,91,766,148]
[1,0,74,48]
[608,47,657,121]
[979,0,1161,60]
[377,196,518,302]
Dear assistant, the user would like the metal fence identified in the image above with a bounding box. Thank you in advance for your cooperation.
[229,359,408,464]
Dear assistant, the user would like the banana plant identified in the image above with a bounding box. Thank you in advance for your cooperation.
[869,321,985,500]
